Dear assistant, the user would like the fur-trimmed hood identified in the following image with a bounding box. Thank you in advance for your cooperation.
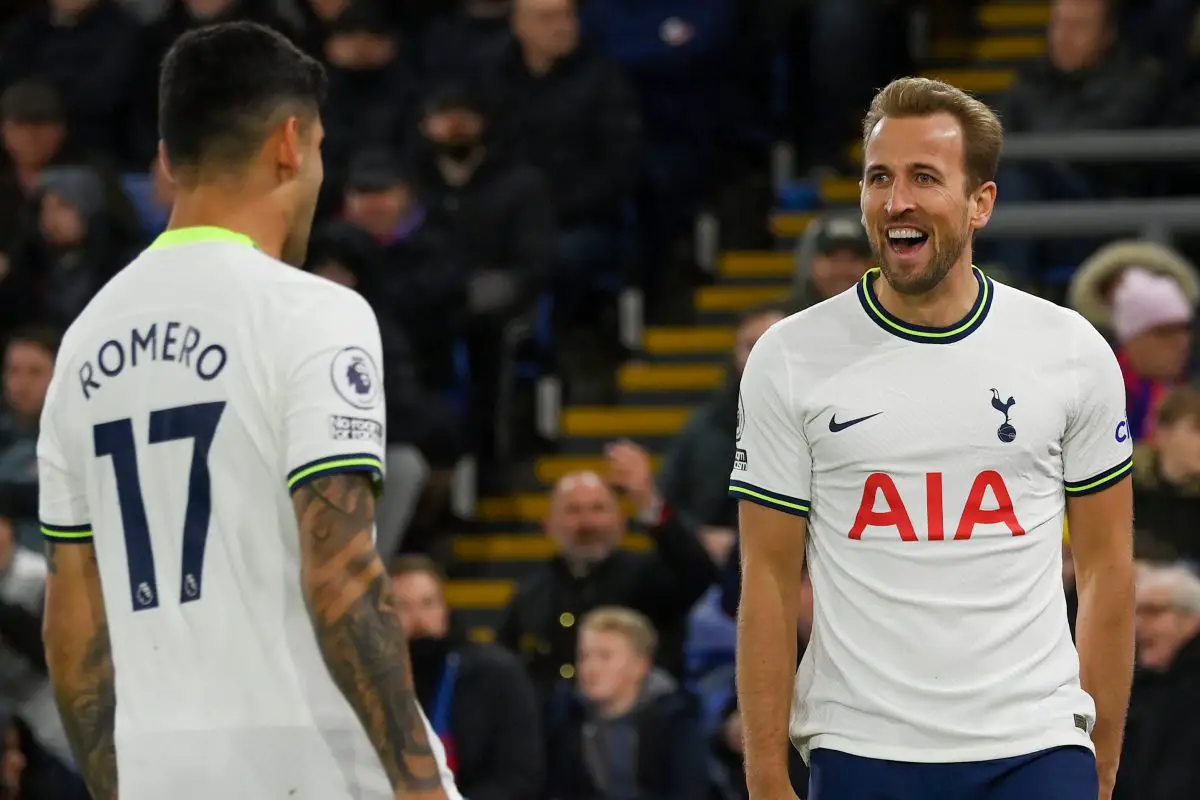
[1067,240,1200,331]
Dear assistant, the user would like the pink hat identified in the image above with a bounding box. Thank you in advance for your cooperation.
[1112,267,1194,344]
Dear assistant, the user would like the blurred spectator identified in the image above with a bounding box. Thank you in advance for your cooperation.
[422,0,513,84]
[391,556,543,800]
[1110,268,1195,441]
[340,150,467,392]
[497,469,716,702]
[580,0,740,319]
[318,1,420,196]
[411,85,553,459]
[710,567,812,799]
[485,0,640,319]
[125,0,297,166]
[994,0,1165,276]
[543,607,708,799]
[785,213,872,312]
[0,78,144,277]
[0,0,140,159]
[1131,386,1200,561]
[1069,240,1200,345]
[655,303,786,542]
[0,327,56,553]
[0,518,84,798]
[1004,0,1164,135]
[304,221,461,559]
[1115,563,1200,800]
[118,154,175,238]
[7,166,134,333]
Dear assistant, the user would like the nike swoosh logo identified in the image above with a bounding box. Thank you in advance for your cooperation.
[829,412,882,433]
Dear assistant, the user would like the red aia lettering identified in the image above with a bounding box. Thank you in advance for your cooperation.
[848,470,1025,541]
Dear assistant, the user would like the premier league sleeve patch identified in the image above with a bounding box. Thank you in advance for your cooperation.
[330,346,382,410]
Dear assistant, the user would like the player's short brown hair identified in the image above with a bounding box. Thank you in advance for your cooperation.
[862,77,1004,191]
[1156,384,1200,429]
[580,606,658,659]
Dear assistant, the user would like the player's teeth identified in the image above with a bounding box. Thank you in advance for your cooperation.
[888,228,924,239]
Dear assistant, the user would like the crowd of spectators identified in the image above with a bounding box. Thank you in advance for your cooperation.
[3,0,1200,797]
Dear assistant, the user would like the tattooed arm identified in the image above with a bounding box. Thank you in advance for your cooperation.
[43,539,118,800]
[292,473,449,800]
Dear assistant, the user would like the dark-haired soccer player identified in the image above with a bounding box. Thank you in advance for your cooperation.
[36,23,457,800]
[734,77,1134,800]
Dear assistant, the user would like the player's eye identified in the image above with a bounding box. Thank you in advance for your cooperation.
[915,173,936,185]
[867,173,889,186]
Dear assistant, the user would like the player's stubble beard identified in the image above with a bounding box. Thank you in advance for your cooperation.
[871,207,971,297]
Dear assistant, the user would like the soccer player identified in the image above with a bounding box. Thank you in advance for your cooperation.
[732,77,1134,800]
[36,23,459,800]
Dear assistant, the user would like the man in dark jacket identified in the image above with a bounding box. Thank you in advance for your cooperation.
[391,555,543,800]
[497,464,717,702]
[544,606,708,799]
[1114,563,1200,800]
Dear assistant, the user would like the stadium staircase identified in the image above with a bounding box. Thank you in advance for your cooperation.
[444,0,1052,641]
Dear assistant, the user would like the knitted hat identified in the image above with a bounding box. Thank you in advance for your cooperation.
[1112,267,1194,344]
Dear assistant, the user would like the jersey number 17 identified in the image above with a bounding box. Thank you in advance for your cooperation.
[93,402,226,612]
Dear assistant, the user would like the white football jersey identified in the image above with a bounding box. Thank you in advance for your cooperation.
[37,227,460,799]
[731,267,1132,764]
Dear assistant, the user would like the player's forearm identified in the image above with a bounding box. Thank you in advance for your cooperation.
[1074,558,1135,791]
[293,476,448,799]
[736,577,800,793]
[44,545,118,800]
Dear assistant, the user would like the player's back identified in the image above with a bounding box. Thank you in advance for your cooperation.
[42,228,401,797]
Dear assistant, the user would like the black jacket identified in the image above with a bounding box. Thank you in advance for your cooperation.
[496,509,718,700]
[484,42,639,227]
[412,639,544,800]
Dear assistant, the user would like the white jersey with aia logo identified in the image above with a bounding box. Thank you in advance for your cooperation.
[731,266,1132,764]
[37,227,460,799]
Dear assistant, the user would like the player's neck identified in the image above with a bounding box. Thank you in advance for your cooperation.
[166,187,287,261]
[874,258,979,329]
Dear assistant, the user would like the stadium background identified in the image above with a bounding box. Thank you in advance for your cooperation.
[1,0,1200,797]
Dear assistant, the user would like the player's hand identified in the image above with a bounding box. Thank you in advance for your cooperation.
[605,439,656,509]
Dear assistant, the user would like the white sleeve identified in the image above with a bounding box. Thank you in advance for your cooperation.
[1062,316,1134,497]
[728,328,812,517]
[37,364,93,543]
[283,289,388,493]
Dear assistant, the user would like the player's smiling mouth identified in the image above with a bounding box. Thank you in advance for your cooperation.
[886,225,929,256]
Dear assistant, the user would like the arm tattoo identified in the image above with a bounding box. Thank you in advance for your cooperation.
[45,544,118,800]
[294,473,445,794]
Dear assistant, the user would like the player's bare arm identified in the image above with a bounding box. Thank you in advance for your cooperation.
[43,539,118,800]
[737,501,805,800]
[292,472,449,800]
[1067,479,1134,800]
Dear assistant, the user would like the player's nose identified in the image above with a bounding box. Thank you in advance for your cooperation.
[884,181,917,217]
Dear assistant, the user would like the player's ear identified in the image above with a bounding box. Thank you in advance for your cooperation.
[156,141,174,184]
[968,179,997,232]
[274,115,305,179]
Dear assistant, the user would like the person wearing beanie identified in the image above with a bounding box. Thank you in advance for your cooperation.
[1112,267,1195,441]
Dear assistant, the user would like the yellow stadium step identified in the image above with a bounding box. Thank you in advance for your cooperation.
[820,176,860,204]
[771,211,822,238]
[978,2,1050,29]
[618,362,725,392]
[562,405,693,437]
[468,627,496,643]
[695,285,787,313]
[444,579,515,610]
[476,493,638,523]
[535,454,663,485]
[452,532,653,562]
[932,34,1045,61]
[720,251,793,280]
[921,67,1015,94]
[767,211,817,238]
[644,325,734,356]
